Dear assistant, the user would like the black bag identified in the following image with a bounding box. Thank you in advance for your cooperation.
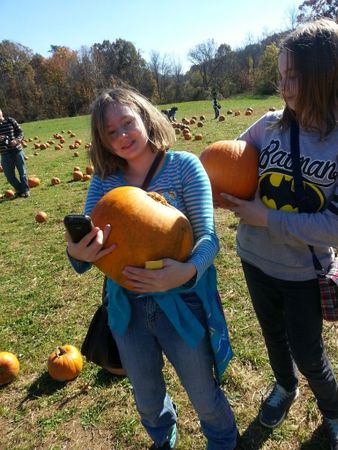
[81,150,165,373]
[81,277,125,375]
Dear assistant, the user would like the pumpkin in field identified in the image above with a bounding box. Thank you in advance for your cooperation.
[91,187,193,289]
[0,352,20,385]
[73,170,83,181]
[35,211,48,223]
[5,189,15,198]
[85,165,94,175]
[28,176,41,188]
[51,177,61,185]
[200,140,258,208]
[48,345,83,382]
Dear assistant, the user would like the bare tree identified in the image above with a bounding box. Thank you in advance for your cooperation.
[188,39,219,90]
[148,51,172,103]
[284,4,299,30]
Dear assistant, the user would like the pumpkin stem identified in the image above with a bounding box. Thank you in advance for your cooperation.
[56,346,66,358]
[147,192,168,206]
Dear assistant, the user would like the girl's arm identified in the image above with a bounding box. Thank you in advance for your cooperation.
[180,153,219,281]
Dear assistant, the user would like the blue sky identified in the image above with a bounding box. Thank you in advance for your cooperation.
[2,0,302,71]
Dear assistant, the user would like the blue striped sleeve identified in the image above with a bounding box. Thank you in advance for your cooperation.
[179,153,219,280]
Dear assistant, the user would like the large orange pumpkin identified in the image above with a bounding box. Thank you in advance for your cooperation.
[200,140,258,208]
[91,187,193,289]
[0,352,20,385]
[48,345,83,382]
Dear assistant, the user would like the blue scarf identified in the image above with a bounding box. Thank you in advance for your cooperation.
[106,266,232,383]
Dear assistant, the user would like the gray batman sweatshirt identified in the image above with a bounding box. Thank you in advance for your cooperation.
[237,110,338,281]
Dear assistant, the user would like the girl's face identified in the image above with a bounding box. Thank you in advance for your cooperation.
[278,50,299,111]
[103,103,150,161]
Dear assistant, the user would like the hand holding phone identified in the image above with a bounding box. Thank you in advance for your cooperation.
[64,214,93,243]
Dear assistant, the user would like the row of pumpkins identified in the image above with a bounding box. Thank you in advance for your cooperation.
[1,139,258,386]
[0,345,83,386]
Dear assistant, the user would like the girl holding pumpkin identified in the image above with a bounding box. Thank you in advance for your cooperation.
[65,86,238,450]
[221,18,338,448]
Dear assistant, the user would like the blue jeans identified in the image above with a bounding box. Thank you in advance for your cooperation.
[242,260,338,419]
[111,292,237,450]
[1,150,29,194]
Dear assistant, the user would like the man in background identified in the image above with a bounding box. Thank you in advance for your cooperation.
[0,109,29,198]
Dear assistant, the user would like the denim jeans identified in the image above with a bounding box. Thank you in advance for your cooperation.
[111,292,237,450]
[1,150,29,194]
[242,260,338,419]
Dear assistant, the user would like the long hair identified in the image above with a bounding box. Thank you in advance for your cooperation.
[90,86,176,178]
[279,18,338,138]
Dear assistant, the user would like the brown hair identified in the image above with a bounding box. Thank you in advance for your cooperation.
[279,18,338,138]
[90,86,176,178]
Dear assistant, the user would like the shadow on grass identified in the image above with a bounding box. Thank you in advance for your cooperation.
[299,423,330,450]
[237,415,272,449]
[238,417,330,450]
[93,367,128,387]
[19,371,67,407]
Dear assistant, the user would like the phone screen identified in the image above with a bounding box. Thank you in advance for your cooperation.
[64,214,93,243]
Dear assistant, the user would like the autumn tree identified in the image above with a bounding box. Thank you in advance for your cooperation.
[297,0,338,23]
[254,43,280,95]
[0,41,40,121]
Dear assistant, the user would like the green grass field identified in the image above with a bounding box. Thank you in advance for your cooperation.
[0,95,336,450]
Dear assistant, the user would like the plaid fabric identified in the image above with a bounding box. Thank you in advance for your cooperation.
[318,257,338,322]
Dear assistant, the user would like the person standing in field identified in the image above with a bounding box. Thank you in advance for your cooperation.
[65,86,239,450]
[220,19,338,449]
[212,92,221,119]
[0,109,30,198]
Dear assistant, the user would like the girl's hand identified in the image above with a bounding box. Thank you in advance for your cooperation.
[220,191,268,227]
[122,259,197,293]
[65,224,116,262]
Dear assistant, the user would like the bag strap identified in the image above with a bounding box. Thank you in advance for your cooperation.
[289,120,325,275]
[141,150,165,190]
[102,150,165,302]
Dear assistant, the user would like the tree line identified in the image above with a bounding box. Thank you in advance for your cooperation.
[0,0,336,123]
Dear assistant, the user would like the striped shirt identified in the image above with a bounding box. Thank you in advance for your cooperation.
[85,150,219,280]
[0,117,23,154]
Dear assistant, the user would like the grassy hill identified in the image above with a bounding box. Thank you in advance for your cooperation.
[0,95,336,450]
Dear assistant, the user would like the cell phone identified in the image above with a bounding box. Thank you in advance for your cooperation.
[64,214,93,243]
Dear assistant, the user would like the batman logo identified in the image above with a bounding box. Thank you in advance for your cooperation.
[259,172,324,212]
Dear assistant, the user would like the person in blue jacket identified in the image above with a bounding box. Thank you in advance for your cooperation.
[65,86,238,450]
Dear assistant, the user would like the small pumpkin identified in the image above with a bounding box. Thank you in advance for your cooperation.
[28,176,41,188]
[35,211,48,223]
[85,165,94,175]
[73,170,83,181]
[0,352,20,385]
[51,177,61,185]
[91,187,193,289]
[4,189,15,198]
[48,345,83,382]
[200,140,258,208]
